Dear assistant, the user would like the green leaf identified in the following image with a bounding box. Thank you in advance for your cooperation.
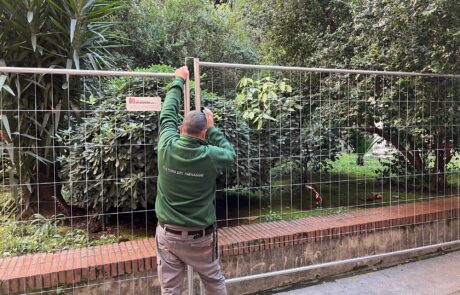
[70,19,77,44]
[15,77,21,98]
[279,81,286,91]
[1,114,12,140]
[2,85,15,96]
[257,120,263,129]
[31,35,37,52]
[11,132,40,141]
[6,144,14,165]
[24,151,53,164]
[82,0,96,12]
[9,169,18,213]
[27,11,33,23]
[25,180,32,193]
[73,49,80,70]
[0,75,6,89]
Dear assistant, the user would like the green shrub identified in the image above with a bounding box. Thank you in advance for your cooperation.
[264,210,282,222]
[58,66,269,216]
[58,66,173,215]
[0,214,117,257]
[118,0,258,68]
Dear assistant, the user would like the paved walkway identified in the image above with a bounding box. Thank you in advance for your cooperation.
[274,251,460,295]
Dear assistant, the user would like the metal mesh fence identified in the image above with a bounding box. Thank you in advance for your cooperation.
[0,67,175,294]
[194,61,460,288]
[0,62,460,294]
[196,61,460,227]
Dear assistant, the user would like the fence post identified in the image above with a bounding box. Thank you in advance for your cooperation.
[187,265,194,295]
[184,77,191,115]
[193,58,205,295]
[185,59,192,294]
[200,280,205,295]
[194,58,201,111]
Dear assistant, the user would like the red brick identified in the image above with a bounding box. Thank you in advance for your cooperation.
[138,257,145,272]
[18,276,26,292]
[120,244,132,274]
[43,272,52,289]
[89,266,97,281]
[58,270,66,286]
[138,240,151,271]
[232,243,239,256]
[107,245,118,277]
[4,256,17,280]
[218,245,224,257]
[100,246,111,279]
[151,256,158,271]
[94,246,105,279]
[73,249,82,284]
[27,275,35,290]
[1,281,9,294]
[222,244,230,257]
[217,228,230,245]
[34,274,42,290]
[50,272,59,287]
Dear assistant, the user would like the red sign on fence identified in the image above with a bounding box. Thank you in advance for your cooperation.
[126,97,162,111]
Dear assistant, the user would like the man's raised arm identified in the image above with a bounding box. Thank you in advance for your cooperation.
[204,107,236,170]
[158,67,189,147]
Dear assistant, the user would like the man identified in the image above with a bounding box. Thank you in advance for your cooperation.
[155,66,235,295]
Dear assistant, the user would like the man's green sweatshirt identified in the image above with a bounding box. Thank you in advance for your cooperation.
[155,77,236,227]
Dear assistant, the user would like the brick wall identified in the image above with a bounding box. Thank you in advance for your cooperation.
[1,196,460,294]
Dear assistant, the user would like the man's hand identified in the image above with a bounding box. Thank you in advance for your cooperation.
[175,66,189,81]
[203,107,214,129]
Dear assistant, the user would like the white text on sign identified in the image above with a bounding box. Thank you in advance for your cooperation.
[126,97,162,111]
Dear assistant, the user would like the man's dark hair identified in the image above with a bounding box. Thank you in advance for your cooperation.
[183,111,207,136]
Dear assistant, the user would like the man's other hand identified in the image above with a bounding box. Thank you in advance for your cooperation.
[175,66,189,81]
[203,107,214,129]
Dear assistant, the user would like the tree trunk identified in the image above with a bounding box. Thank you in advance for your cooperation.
[35,162,71,215]
[432,127,451,192]
[366,124,424,172]
[367,124,453,193]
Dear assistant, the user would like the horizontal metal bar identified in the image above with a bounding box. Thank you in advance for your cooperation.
[199,62,460,79]
[225,239,460,284]
[0,67,175,78]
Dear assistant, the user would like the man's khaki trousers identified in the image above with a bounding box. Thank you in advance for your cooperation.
[156,224,227,295]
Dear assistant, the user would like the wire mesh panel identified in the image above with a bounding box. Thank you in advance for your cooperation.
[0,67,175,294]
[1,63,460,294]
[195,61,460,281]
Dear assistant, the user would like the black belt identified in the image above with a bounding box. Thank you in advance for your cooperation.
[158,221,214,239]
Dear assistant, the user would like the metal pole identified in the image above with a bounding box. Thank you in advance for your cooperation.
[225,239,460,284]
[184,57,193,295]
[198,62,460,79]
[0,67,175,78]
[184,77,191,115]
[194,58,201,111]
[188,265,194,295]
[199,280,205,295]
